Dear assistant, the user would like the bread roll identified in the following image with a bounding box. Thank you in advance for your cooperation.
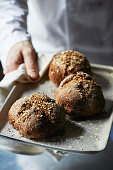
[55,72,105,117]
[49,50,91,86]
[8,93,66,139]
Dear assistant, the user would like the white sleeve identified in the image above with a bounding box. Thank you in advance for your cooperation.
[0,0,31,68]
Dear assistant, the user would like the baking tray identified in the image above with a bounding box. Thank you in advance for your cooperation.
[0,64,113,154]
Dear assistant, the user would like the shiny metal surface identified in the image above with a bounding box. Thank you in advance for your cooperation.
[0,140,113,170]
[0,135,44,155]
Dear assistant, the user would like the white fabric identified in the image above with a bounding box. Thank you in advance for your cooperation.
[0,0,31,67]
[0,53,54,90]
[0,52,54,108]
[0,0,113,68]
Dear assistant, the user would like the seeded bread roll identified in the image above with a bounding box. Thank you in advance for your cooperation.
[55,72,105,117]
[49,50,91,86]
[8,93,66,139]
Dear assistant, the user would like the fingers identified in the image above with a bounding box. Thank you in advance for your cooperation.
[3,41,40,81]
[3,42,23,74]
[3,54,22,74]
[3,67,9,74]
[3,66,17,75]
[23,47,40,80]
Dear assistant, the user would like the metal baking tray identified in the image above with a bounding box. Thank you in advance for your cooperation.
[0,64,113,154]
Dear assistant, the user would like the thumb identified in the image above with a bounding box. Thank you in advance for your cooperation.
[23,48,40,80]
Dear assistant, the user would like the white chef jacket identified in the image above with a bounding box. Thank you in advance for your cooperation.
[0,0,113,68]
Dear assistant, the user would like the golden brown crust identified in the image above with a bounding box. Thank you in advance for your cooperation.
[8,93,66,139]
[49,50,92,86]
[55,72,105,117]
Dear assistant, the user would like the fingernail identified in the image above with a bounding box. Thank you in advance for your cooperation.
[29,71,40,81]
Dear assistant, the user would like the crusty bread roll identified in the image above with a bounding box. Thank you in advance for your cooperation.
[55,72,105,117]
[8,93,66,139]
[49,50,91,86]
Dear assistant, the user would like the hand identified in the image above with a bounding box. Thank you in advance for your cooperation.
[3,41,39,80]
